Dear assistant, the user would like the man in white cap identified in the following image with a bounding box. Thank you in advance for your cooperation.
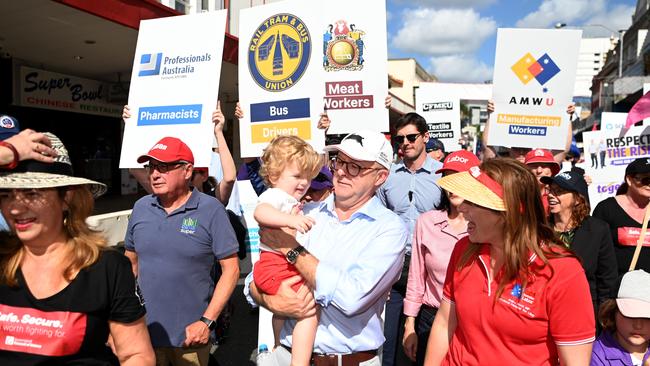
[246,130,408,366]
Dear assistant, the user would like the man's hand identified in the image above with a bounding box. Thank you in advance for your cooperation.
[181,321,210,348]
[262,276,316,319]
[212,101,225,134]
[259,226,300,252]
[487,100,494,114]
[5,129,57,163]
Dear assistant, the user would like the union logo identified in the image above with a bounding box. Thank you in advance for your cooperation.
[511,52,560,87]
[323,20,365,72]
[248,14,311,92]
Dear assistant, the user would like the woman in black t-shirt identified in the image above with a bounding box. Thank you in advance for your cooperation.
[593,158,650,276]
[0,133,154,365]
[542,172,618,316]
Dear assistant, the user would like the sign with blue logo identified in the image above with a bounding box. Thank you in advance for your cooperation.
[489,28,581,150]
[120,11,227,168]
[238,0,389,157]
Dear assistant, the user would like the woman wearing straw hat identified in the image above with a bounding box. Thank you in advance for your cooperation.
[402,150,479,366]
[541,171,618,320]
[424,159,595,366]
[0,133,154,365]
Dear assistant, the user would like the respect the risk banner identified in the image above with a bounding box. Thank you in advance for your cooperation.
[582,123,650,209]
[489,28,581,150]
[120,11,227,168]
[238,0,388,157]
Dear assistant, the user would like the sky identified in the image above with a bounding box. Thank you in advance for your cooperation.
[386,0,637,83]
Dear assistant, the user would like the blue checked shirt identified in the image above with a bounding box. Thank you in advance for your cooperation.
[376,156,443,255]
[245,195,407,353]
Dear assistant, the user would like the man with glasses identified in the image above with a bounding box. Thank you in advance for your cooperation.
[246,130,407,366]
[376,112,443,366]
[124,136,239,366]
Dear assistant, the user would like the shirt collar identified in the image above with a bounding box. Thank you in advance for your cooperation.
[322,194,382,222]
[152,187,199,212]
[601,331,649,361]
[396,155,440,173]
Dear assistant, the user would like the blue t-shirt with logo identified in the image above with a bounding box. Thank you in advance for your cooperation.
[124,188,238,347]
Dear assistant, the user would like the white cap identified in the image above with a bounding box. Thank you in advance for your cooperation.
[324,130,393,169]
[616,270,650,318]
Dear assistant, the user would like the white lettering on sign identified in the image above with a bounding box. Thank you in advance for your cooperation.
[269,106,288,116]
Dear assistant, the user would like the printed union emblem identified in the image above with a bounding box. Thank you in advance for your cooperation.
[248,14,311,92]
[323,20,365,72]
[511,52,560,86]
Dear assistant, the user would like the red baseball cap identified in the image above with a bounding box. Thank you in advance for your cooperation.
[435,150,480,174]
[137,136,194,164]
[524,148,560,176]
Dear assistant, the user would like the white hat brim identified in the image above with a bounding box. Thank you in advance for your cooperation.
[617,298,650,318]
[0,172,107,198]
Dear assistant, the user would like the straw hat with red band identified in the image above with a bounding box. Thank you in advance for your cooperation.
[524,148,560,176]
[435,150,480,174]
[436,165,506,211]
[137,136,194,164]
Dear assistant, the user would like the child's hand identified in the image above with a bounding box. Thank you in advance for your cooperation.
[288,215,315,234]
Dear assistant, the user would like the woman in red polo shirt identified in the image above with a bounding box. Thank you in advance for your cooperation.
[424,158,595,366]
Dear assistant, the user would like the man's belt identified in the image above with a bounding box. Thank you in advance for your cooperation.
[281,345,377,366]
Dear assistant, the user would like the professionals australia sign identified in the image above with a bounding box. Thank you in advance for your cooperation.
[135,51,213,125]
[138,52,212,79]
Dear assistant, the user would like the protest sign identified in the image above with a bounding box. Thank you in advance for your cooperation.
[120,11,226,168]
[582,124,650,208]
[239,2,325,157]
[489,28,581,150]
[238,0,389,156]
[416,84,461,152]
[318,3,389,134]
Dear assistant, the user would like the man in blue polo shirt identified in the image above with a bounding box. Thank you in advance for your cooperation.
[125,136,239,366]
[376,112,443,366]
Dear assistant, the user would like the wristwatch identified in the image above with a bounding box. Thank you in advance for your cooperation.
[199,316,216,330]
[286,245,306,264]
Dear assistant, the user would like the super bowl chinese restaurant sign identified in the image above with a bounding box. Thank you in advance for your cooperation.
[238,0,389,157]
[489,28,581,150]
[15,66,122,118]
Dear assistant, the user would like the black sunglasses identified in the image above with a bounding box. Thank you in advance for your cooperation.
[633,175,650,186]
[393,133,421,144]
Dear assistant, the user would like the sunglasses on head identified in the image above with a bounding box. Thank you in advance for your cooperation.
[393,133,420,144]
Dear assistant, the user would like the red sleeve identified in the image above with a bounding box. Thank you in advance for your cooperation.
[442,237,471,304]
[546,257,596,345]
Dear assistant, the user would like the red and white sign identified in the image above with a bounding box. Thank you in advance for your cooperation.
[618,227,650,247]
[0,304,86,356]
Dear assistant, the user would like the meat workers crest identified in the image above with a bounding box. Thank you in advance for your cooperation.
[323,20,365,72]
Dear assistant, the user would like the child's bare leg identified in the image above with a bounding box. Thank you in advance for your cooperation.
[272,314,286,349]
[289,308,320,366]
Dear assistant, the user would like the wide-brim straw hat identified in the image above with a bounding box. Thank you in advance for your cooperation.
[437,168,506,211]
[0,132,106,197]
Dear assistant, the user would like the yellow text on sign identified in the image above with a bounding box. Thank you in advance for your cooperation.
[496,113,561,127]
[251,120,312,143]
